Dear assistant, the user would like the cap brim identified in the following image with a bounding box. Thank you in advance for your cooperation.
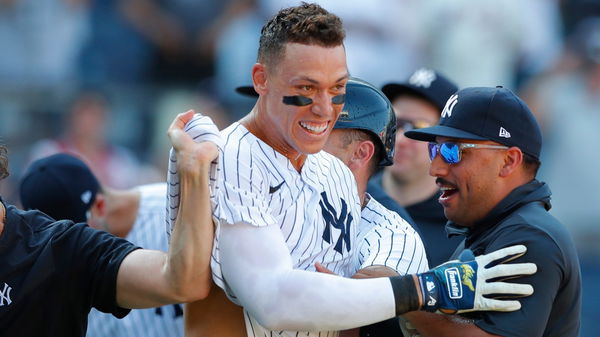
[382,83,418,100]
[404,125,488,142]
[235,86,258,97]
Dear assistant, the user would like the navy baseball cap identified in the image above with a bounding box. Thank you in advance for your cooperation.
[405,86,543,160]
[382,68,458,111]
[19,153,100,223]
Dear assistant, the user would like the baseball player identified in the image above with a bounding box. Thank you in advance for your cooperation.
[318,77,427,337]
[19,155,183,337]
[166,3,536,337]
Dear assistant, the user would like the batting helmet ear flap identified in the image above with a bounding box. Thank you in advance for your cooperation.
[334,77,396,166]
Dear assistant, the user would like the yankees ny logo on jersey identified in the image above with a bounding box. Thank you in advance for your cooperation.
[0,282,12,306]
[320,192,353,254]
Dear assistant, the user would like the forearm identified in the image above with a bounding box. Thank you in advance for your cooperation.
[219,223,422,331]
[165,159,213,301]
[116,162,213,308]
[116,111,217,308]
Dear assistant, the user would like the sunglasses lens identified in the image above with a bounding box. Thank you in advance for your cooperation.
[440,143,460,164]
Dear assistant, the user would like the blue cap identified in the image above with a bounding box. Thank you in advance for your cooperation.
[381,68,458,111]
[19,153,100,223]
[405,86,542,160]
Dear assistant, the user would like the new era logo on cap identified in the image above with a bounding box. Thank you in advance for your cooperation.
[499,127,511,138]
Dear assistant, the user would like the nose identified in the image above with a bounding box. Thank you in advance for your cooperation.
[429,152,449,178]
[310,92,334,117]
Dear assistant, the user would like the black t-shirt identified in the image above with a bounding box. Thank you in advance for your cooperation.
[0,204,139,337]
[449,181,581,337]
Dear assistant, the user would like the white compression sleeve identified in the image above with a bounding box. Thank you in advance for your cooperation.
[219,222,399,332]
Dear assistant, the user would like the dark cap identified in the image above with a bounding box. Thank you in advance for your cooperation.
[381,68,458,111]
[19,153,100,223]
[405,86,542,160]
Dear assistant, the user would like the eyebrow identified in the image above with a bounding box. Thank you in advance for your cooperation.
[292,74,349,85]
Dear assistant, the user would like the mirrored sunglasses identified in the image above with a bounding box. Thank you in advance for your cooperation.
[428,142,509,164]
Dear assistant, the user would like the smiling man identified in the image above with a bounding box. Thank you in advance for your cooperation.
[403,86,582,336]
[168,4,538,337]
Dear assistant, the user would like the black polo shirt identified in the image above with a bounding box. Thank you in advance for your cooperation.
[0,203,139,337]
[448,180,581,337]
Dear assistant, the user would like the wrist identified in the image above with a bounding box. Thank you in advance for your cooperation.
[388,275,421,315]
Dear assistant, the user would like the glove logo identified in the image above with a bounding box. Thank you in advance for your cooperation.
[426,281,435,292]
[460,264,475,292]
[427,295,437,307]
[445,267,463,299]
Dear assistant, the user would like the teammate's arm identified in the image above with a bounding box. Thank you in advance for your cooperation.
[115,110,216,308]
[219,221,537,331]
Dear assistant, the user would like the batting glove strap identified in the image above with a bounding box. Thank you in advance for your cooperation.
[417,261,478,314]
[388,275,421,316]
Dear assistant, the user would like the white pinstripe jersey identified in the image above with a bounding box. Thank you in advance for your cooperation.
[169,117,361,337]
[355,194,429,275]
[87,183,184,337]
[355,195,429,337]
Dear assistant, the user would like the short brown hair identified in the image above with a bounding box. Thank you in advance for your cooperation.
[258,2,345,68]
[0,145,8,180]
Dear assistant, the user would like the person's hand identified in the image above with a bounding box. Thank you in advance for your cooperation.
[168,110,219,170]
[416,244,536,314]
[315,262,337,275]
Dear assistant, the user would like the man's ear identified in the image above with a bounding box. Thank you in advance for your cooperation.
[252,63,268,95]
[90,194,106,218]
[348,140,375,171]
[499,147,523,177]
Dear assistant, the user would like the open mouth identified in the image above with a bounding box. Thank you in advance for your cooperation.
[300,121,329,134]
[439,186,458,200]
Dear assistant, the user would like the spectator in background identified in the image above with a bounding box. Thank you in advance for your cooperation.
[0,0,89,88]
[420,0,562,88]
[27,90,160,189]
[521,17,600,252]
[368,68,462,267]
[19,153,183,337]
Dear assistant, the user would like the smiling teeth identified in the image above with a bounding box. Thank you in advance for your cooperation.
[300,122,328,133]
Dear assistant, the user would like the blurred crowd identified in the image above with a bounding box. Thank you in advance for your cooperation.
[0,0,599,333]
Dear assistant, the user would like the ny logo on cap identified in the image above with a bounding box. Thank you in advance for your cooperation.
[0,282,12,306]
[409,68,436,88]
[81,190,92,204]
[499,127,511,138]
[441,94,458,118]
